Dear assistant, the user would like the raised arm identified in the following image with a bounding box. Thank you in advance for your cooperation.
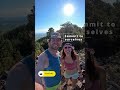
[76,55,82,73]
[60,59,65,75]
[35,53,46,85]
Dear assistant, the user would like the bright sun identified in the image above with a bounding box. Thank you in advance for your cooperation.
[63,4,74,16]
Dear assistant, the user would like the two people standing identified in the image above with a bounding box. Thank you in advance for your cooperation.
[35,32,106,90]
[35,32,82,90]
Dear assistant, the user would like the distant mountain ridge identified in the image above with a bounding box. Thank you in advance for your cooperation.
[0,16,27,31]
[35,33,46,40]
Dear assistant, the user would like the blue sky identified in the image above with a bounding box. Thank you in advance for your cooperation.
[0,0,34,17]
[35,0,85,33]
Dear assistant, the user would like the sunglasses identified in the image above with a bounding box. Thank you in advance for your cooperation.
[64,47,71,49]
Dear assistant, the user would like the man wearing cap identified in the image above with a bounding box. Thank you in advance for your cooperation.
[35,32,62,90]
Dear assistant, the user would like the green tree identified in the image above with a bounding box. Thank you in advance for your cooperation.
[46,27,54,38]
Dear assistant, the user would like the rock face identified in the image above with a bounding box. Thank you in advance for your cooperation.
[97,51,120,89]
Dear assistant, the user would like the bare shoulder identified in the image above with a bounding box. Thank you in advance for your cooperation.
[38,52,46,59]
[35,82,44,90]
[37,51,49,68]
[38,52,48,62]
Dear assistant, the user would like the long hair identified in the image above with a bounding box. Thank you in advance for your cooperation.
[61,46,77,61]
[85,51,99,81]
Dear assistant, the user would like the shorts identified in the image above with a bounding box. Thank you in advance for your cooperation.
[46,82,61,90]
[64,72,79,79]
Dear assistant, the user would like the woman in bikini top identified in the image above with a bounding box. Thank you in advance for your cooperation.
[64,59,77,70]
[60,43,82,89]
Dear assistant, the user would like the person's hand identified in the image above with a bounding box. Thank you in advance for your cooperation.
[35,82,44,90]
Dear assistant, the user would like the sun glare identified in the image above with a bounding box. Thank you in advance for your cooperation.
[63,3,74,16]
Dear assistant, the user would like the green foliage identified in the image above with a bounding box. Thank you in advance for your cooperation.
[59,21,84,35]
[46,27,54,38]
[0,6,34,73]
[86,0,120,57]
[35,37,47,57]
[35,22,84,57]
